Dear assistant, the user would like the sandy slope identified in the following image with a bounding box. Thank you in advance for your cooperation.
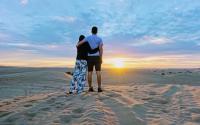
[0,83,200,125]
[0,67,200,125]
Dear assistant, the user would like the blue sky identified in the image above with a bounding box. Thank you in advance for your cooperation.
[0,0,200,68]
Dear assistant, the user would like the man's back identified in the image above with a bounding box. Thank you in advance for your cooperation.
[83,26,103,93]
[85,35,103,56]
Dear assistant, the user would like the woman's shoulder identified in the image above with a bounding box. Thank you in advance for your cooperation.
[79,41,89,47]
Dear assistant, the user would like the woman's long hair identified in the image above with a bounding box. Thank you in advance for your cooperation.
[79,35,85,42]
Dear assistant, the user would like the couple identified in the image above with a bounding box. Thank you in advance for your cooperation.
[69,26,103,94]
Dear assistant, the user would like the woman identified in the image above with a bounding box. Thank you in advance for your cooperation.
[69,35,99,94]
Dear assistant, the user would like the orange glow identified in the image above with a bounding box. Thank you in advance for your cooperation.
[112,58,125,68]
[1,53,200,68]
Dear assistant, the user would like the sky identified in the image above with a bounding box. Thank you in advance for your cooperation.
[0,0,200,68]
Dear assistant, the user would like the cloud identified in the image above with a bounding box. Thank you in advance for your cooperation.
[103,53,200,68]
[131,36,172,46]
[52,16,76,23]
[20,0,28,5]
[148,37,171,45]
[0,51,75,67]
[0,42,68,51]
[0,0,200,68]
[0,32,10,41]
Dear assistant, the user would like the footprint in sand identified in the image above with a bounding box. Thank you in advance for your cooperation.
[27,100,38,103]
[102,97,145,125]
[141,97,153,101]
[25,111,37,118]
[23,103,33,107]
[40,106,50,111]
[72,107,85,114]
[58,102,69,109]
[0,104,3,108]
[80,95,89,100]
[190,108,200,114]
[106,92,122,98]
[71,107,85,118]
[59,114,72,124]
[98,96,109,101]
[192,115,200,123]
[0,111,12,117]
[132,104,147,119]
[3,113,21,123]
[3,101,12,105]
[150,98,170,105]
[46,97,56,104]
[148,91,157,95]
[160,109,170,113]
[14,98,21,101]
[71,113,83,118]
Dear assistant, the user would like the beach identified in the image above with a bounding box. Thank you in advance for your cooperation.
[0,67,200,125]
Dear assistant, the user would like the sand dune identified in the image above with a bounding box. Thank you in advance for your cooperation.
[0,67,200,125]
[0,84,200,125]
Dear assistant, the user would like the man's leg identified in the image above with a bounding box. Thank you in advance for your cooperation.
[95,58,102,92]
[96,71,101,89]
[87,58,94,92]
[88,71,93,88]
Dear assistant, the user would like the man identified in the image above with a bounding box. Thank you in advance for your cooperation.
[77,26,103,92]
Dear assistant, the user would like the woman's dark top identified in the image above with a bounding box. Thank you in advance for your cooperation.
[76,41,99,60]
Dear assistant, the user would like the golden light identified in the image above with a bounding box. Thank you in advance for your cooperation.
[113,59,125,68]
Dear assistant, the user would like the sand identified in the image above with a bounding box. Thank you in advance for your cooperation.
[0,67,200,125]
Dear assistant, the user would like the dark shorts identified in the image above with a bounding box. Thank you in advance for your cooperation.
[87,56,101,72]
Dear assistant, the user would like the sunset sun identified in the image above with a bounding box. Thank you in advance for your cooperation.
[113,59,125,68]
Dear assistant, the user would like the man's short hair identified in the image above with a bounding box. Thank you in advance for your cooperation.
[91,26,98,34]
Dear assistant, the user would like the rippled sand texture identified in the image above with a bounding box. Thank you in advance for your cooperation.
[0,83,200,125]
[0,67,200,125]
